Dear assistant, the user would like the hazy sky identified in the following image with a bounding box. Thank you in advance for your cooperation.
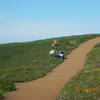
[0,0,100,43]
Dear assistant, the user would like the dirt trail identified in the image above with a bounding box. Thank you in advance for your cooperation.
[5,37,100,100]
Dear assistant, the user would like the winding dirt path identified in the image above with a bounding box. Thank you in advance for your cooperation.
[5,37,100,100]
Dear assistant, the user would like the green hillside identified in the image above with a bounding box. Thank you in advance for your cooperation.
[57,42,100,100]
[0,34,99,99]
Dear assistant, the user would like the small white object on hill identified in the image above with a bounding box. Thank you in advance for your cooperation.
[59,53,64,58]
[49,50,55,55]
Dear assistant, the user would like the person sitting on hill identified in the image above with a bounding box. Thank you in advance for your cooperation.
[52,40,59,50]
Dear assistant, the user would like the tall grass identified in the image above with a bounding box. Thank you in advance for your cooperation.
[0,34,99,99]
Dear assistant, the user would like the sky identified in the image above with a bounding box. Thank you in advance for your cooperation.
[0,0,100,43]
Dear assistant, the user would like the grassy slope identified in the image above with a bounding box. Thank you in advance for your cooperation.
[57,41,100,100]
[0,34,99,99]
